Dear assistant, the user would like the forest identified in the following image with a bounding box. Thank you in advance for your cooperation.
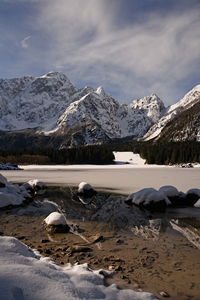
[0,141,199,165]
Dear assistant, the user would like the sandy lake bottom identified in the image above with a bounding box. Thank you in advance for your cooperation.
[0,181,200,300]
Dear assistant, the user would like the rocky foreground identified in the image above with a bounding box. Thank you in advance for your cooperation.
[0,176,200,299]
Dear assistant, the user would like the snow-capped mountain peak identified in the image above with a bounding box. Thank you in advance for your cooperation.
[95,86,107,98]
[0,71,198,147]
[143,85,200,141]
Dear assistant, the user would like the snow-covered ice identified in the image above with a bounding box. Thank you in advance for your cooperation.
[0,236,158,300]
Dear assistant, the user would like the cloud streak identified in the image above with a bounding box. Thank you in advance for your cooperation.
[21,35,31,48]
[1,0,199,104]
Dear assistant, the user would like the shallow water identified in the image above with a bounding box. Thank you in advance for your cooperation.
[1,186,200,299]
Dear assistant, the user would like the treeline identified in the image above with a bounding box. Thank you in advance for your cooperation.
[0,145,115,165]
[105,140,200,165]
[0,140,199,165]
[131,141,200,165]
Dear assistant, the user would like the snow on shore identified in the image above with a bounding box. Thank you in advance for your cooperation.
[113,152,146,165]
[0,236,158,300]
[0,174,31,208]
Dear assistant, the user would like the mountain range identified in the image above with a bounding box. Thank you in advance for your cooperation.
[0,72,199,149]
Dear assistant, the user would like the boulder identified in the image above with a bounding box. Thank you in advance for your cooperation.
[0,174,7,188]
[126,188,170,211]
[186,189,200,206]
[159,185,186,207]
[44,212,70,233]
[77,182,97,198]
[28,179,46,191]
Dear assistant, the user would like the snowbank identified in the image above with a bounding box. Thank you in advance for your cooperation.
[113,151,146,165]
[0,174,31,208]
[0,236,158,300]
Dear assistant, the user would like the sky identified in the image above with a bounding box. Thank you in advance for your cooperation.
[0,0,199,105]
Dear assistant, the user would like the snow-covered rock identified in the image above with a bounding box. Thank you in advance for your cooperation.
[159,185,179,197]
[0,174,31,208]
[44,212,67,226]
[78,182,97,197]
[27,179,46,190]
[44,212,70,233]
[126,188,170,210]
[0,236,158,300]
[127,188,171,209]
[127,185,200,210]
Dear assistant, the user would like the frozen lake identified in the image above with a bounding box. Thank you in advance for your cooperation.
[1,165,200,194]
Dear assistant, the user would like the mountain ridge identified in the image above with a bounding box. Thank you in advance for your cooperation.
[0,71,199,148]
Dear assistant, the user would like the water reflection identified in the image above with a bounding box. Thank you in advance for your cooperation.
[7,186,200,247]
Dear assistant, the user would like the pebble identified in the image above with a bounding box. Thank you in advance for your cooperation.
[44,249,52,255]
[159,291,170,297]
[116,239,124,244]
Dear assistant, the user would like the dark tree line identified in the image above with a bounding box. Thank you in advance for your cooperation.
[0,140,199,165]
[0,145,115,165]
[132,141,200,164]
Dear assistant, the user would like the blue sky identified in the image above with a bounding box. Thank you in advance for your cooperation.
[0,0,199,105]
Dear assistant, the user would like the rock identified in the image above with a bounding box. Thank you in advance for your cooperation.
[0,174,7,187]
[44,249,52,255]
[108,265,115,271]
[186,189,200,206]
[115,265,123,271]
[91,235,104,243]
[44,212,67,226]
[45,224,70,234]
[27,179,46,192]
[77,182,97,198]
[70,246,92,254]
[0,182,6,188]
[44,212,70,233]
[116,239,124,244]
[159,291,170,297]
[41,239,49,243]
[127,188,170,211]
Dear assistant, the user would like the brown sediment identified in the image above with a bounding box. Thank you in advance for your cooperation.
[0,211,200,300]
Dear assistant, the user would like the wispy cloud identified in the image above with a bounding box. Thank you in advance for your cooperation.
[1,0,199,104]
[21,35,31,49]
